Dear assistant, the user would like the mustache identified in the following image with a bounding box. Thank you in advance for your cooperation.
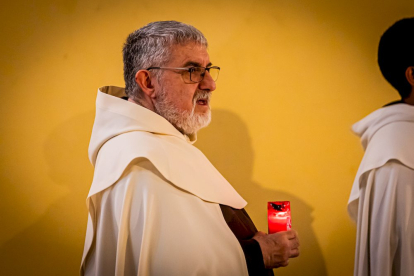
[189,90,212,117]
[193,90,212,105]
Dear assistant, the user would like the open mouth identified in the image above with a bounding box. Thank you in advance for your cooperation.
[196,99,208,105]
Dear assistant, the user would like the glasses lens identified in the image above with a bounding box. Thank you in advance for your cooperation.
[181,69,193,83]
[189,67,204,83]
[208,67,220,82]
[187,67,220,83]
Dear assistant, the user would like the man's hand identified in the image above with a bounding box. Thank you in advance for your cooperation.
[252,230,300,269]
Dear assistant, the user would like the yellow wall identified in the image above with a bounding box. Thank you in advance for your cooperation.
[1,0,413,275]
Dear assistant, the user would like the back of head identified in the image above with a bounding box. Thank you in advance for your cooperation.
[378,17,414,99]
[123,21,208,101]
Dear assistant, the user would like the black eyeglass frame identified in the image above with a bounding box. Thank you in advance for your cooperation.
[146,66,220,83]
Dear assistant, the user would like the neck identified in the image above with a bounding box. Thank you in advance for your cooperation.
[128,97,156,111]
[403,90,414,105]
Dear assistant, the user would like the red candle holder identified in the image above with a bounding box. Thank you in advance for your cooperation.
[268,201,291,234]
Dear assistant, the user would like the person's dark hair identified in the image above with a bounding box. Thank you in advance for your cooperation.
[378,17,414,99]
[122,21,208,102]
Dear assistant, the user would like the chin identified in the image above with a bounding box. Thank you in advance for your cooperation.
[179,111,211,136]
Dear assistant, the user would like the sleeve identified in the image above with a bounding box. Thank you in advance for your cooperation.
[220,205,274,276]
[363,161,414,276]
[239,239,273,275]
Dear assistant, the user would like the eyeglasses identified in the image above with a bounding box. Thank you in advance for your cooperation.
[146,66,220,83]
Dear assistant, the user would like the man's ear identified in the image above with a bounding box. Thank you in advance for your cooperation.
[405,66,414,86]
[135,70,155,97]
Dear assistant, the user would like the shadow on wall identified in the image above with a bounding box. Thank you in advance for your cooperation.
[196,109,328,276]
[0,112,94,276]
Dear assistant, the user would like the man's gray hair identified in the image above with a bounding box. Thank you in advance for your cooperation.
[123,21,208,101]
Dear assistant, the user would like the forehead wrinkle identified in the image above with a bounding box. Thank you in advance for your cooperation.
[170,42,211,67]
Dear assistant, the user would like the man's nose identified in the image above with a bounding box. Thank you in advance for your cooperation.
[198,71,216,92]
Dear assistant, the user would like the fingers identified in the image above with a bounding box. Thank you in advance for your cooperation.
[288,230,300,258]
[254,229,300,269]
[268,230,299,246]
[290,247,300,258]
[254,231,266,237]
[277,259,289,268]
[280,229,300,248]
[285,229,298,240]
[269,229,300,259]
[267,229,297,241]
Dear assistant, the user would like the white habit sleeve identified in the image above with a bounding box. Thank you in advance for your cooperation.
[355,161,414,276]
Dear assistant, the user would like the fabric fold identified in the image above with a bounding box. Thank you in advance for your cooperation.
[81,86,248,275]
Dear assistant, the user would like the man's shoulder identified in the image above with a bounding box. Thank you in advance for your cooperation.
[102,131,173,155]
[369,120,414,147]
[364,120,414,170]
[96,131,174,169]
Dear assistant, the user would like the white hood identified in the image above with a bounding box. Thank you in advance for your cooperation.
[88,86,196,167]
[87,86,246,209]
[348,103,414,220]
[352,103,414,150]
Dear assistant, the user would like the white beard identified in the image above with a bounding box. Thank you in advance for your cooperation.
[154,87,212,136]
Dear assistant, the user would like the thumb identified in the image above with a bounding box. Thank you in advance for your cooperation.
[254,231,267,237]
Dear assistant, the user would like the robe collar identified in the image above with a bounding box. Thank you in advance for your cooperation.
[89,86,196,166]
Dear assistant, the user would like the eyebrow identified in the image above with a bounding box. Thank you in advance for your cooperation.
[183,61,213,67]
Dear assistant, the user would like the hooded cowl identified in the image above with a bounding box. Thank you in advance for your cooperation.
[347,103,414,220]
[87,86,246,208]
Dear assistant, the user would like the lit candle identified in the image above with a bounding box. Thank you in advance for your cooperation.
[268,201,291,234]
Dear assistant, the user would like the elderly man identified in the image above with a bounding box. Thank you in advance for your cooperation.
[348,18,414,276]
[81,21,299,276]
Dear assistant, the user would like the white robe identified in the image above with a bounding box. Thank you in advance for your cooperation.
[80,86,249,276]
[348,104,414,276]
